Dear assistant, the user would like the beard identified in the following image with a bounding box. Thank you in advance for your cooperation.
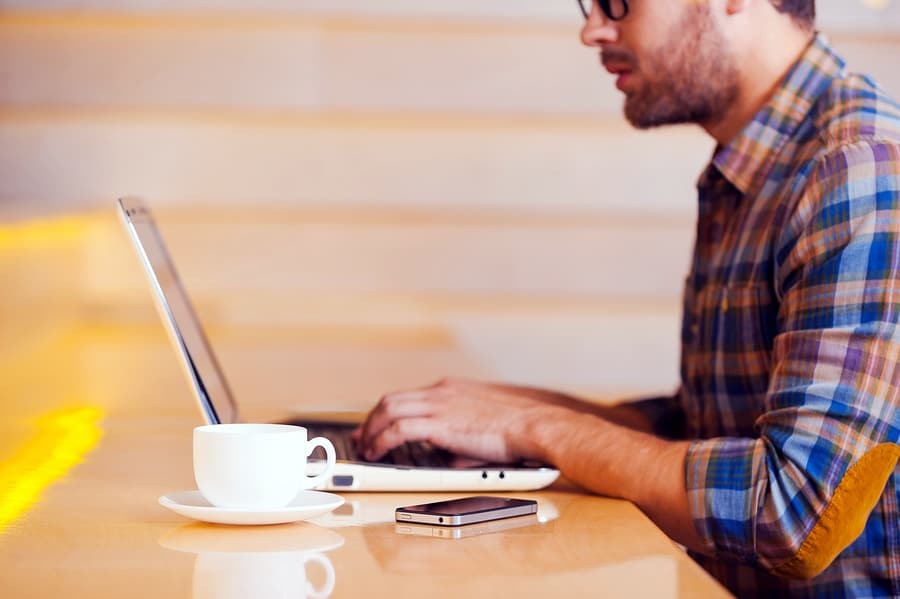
[606,4,740,129]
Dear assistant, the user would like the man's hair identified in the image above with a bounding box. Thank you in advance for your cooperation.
[770,0,816,30]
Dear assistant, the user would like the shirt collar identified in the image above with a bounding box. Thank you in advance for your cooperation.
[708,33,845,195]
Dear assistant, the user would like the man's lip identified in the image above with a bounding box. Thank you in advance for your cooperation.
[602,62,632,76]
[603,62,634,91]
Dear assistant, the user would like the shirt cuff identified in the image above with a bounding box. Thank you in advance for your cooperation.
[685,436,767,563]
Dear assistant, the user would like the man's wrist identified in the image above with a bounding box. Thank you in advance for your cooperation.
[513,404,584,465]
[521,408,628,495]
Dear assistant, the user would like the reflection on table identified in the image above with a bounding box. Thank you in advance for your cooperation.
[160,522,342,599]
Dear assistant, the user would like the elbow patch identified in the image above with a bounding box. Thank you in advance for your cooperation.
[770,443,900,580]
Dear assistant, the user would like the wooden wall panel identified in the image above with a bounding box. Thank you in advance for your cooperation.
[1,0,898,34]
[0,118,712,216]
[201,305,683,409]
[0,22,615,115]
[0,24,326,110]
[1,22,897,116]
[81,214,693,302]
[75,214,687,396]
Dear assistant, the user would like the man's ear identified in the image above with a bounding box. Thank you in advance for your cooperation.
[724,0,753,16]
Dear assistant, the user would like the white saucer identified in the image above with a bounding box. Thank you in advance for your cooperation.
[159,490,345,526]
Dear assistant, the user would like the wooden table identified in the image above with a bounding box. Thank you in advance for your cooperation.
[0,319,731,598]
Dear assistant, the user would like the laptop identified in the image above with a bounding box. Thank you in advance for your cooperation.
[117,197,560,492]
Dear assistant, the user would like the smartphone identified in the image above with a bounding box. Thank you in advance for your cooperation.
[395,496,538,526]
[395,513,539,539]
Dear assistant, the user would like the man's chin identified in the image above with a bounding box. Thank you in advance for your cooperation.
[624,99,693,130]
[624,114,659,130]
[624,106,669,129]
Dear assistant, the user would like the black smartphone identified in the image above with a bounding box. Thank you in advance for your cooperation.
[395,495,538,526]
[395,514,540,539]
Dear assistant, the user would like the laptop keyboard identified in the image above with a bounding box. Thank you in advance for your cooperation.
[302,423,453,468]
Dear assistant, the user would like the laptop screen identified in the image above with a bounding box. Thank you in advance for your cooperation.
[118,197,239,425]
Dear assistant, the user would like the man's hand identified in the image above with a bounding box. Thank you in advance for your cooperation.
[351,377,568,465]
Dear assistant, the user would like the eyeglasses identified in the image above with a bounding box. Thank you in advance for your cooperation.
[577,0,629,21]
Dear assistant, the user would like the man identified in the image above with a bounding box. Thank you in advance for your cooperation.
[354,1,900,596]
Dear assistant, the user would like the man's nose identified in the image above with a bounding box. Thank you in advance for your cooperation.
[580,4,619,47]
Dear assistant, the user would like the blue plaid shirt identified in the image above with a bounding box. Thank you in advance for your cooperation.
[636,35,900,597]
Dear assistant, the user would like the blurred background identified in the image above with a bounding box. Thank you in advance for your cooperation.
[1,0,899,420]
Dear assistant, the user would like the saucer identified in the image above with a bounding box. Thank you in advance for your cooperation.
[159,490,345,526]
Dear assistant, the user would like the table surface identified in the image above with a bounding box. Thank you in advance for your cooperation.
[0,318,731,599]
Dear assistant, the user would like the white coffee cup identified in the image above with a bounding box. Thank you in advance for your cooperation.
[193,424,336,509]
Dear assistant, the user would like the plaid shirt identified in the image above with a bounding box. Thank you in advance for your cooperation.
[636,35,900,597]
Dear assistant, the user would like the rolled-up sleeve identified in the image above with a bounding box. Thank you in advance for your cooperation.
[685,141,900,578]
[625,393,687,439]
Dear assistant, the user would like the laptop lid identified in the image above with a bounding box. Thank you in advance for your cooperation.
[117,197,238,425]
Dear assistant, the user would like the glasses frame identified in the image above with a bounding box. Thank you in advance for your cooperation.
[577,0,630,21]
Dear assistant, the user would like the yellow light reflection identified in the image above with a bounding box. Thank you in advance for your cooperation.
[0,215,98,252]
[0,407,104,532]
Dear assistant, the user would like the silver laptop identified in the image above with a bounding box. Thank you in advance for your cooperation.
[117,197,559,492]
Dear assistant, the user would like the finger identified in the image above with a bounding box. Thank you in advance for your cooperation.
[359,390,435,449]
[352,393,420,443]
[365,417,440,461]
[380,388,432,402]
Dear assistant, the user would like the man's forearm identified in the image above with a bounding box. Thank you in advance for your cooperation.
[591,402,658,434]
[526,408,705,552]
[489,381,658,433]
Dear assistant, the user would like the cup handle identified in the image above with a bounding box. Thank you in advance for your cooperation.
[304,437,336,489]
[304,552,336,599]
